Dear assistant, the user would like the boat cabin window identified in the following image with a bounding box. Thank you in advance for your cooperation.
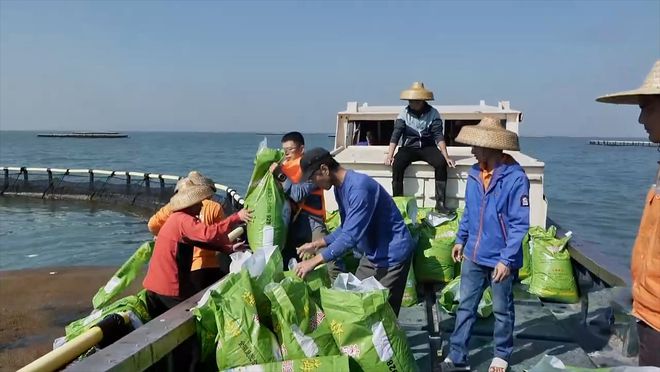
[351,120,394,146]
[350,119,506,146]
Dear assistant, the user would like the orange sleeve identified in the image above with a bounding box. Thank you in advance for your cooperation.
[200,200,226,225]
[148,204,173,235]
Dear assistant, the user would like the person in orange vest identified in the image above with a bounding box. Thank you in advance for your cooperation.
[597,60,660,367]
[270,132,343,279]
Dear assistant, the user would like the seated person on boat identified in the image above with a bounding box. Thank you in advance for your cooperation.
[294,148,415,315]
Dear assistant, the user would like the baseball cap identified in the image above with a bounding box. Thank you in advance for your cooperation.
[300,147,334,181]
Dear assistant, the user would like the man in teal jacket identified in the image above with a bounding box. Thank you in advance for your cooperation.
[443,117,530,372]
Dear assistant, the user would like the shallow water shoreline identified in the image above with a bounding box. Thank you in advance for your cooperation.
[0,266,143,371]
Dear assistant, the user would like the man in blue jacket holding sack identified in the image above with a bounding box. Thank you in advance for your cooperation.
[443,117,530,372]
[294,147,415,316]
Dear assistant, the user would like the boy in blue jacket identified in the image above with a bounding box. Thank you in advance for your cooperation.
[443,117,530,372]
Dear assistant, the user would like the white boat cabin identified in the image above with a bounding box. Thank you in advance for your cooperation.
[325,100,547,228]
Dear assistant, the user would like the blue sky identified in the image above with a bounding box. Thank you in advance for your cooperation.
[0,1,658,137]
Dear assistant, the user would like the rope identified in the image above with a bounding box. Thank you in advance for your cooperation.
[42,168,70,199]
[90,171,116,201]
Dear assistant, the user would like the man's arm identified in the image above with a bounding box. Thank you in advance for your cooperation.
[180,212,242,252]
[148,204,173,235]
[282,179,318,203]
[321,187,377,262]
[499,176,531,267]
[386,118,406,164]
[455,197,470,246]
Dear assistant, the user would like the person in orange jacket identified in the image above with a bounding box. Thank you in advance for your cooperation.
[597,60,660,367]
[269,132,344,279]
[148,171,245,293]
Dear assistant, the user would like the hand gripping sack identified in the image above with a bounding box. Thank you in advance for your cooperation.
[244,139,291,250]
[283,259,331,305]
[265,278,339,360]
[92,241,154,309]
[437,276,493,318]
[212,271,282,369]
[320,273,418,372]
[528,226,579,303]
[413,212,461,283]
[222,355,351,372]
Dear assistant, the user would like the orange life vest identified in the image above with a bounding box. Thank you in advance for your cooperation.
[631,166,660,331]
[280,157,326,220]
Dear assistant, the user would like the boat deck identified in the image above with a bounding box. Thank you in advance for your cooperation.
[400,283,636,371]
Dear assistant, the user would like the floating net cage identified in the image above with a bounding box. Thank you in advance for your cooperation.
[1,167,244,217]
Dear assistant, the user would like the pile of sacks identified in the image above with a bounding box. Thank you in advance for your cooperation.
[193,245,419,372]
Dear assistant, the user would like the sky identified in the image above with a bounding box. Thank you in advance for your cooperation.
[0,0,658,137]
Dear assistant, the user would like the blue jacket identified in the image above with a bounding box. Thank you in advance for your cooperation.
[322,170,414,268]
[456,159,530,269]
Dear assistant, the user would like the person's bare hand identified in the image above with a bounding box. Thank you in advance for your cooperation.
[452,244,463,263]
[237,208,253,223]
[446,157,456,168]
[295,257,318,279]
[384,154,394,166]
[296,241,319,258]
[231,240,249,252]
[492,262,511,283]
[269,163,278,173]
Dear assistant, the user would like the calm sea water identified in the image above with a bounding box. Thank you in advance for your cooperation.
[0,131,658,270]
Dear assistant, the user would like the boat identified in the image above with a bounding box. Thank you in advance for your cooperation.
[37,132,128,138]
[4,100,640,371]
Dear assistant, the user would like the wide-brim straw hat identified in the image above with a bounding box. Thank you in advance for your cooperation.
[596,60,660,105]
[173,177,189,194]
[456,116,520,151]
[400,82,434,101]
[169,183,214,212]
[187,171,216,191]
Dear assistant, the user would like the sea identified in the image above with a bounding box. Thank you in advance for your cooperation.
[0,131,658,271]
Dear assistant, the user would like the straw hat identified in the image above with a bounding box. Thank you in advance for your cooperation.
[400,82,434,101]
[455,116,520,151]
[596,60,660,105]
[173,177,189,194]
[187,171,216,192]
[169,182,214,212]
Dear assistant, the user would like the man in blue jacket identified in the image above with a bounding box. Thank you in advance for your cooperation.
[443,117,530,372]
[294,147,415,315]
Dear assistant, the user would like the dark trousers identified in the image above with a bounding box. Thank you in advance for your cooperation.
[354,257,411,316]
[638,321,660,366]
[146,291,200,372]
[392,146,448,208]
[190,267,224,294]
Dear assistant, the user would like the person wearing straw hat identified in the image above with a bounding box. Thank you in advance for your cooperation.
[294,147,415,315]
[147,171,235,294]
[442,117,530,372]
[143,180,252,317]
[597,60,660,367]
[386,82,456,214]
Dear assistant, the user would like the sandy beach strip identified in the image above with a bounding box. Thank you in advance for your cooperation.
[0,266,144,371]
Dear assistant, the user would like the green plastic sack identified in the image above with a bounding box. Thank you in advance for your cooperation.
[65,290,151,341]
[244,139,291,250]
[519,232,532,280]
[92,241,154,309]
[392,196,418,225]
[401,266,418,307]
[413,213,461,283]
[192,274,239,363]
[265,278,339,359]
[437,276,493,318]
[223,355,351,372]
[321,273,418,372]
[213,270,282,369]
[325,210,341,232]
[229,246,285,326]
[528,226,579,303]
[283,259,331,305]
